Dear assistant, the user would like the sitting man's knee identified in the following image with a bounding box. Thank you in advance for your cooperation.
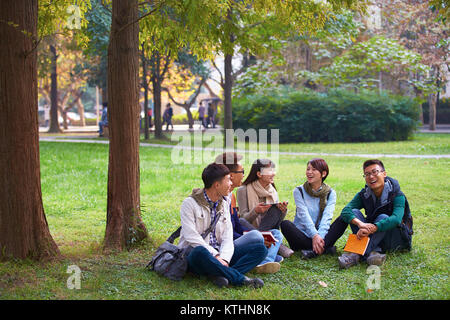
[374,213,389,223]
[188,246,209,262]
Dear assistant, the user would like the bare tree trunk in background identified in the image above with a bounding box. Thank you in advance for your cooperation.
[0,0,60,260]
[428,92,437,131]
[104,0,148,252]
[48,45,62,133]
[223,53,233,130]
[141,47,149,140]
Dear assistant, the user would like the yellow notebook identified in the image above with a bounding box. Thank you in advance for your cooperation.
[343,234,370,255]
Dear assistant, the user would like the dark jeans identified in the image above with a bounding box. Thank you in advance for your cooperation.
[259,205,286,231]
[187,239,267,285]
[280,216,348,252]
[350,209,410,257]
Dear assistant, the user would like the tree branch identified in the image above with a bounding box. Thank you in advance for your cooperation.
[211,60,224,87]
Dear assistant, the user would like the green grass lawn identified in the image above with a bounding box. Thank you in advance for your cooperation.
[0,134,449,300]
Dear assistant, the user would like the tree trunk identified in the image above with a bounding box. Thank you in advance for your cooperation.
[185,107,194,129]
[152,52,163,139]
[224,53,233,130]
[48,45,62,133]
[0,0,60,260]
[428,93,437,131]
[76,92,86,126]
[141,48,149,140]
[104,0,148,252]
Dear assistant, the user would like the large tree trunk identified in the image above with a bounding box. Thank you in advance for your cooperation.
[223,53,233,130]
[48,45,62,133]
[0,0,60,260]
[104,0,148,252]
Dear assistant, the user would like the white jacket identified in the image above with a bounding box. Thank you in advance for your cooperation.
[178,188,234,262]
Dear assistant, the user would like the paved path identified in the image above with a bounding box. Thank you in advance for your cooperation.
[40,123,450,134]
[39,136,450,159]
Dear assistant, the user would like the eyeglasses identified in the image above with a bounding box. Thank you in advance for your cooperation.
[363,169,384,178]
[231,170,245,175]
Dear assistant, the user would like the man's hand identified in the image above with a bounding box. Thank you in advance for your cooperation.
[356,228,370,239]
[215,255,229,267]
[312,234,325,255]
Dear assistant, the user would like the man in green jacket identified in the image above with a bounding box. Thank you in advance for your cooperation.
[338,159,413,269]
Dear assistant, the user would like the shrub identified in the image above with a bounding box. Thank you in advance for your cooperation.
[232,88,420,143]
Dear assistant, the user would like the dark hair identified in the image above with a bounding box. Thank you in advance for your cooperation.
[363,159,385,171]
[214,152,243,172]
[102,102,108,107]
[242,159,276,189]
[202,163,230,189]
[307,158,329,182]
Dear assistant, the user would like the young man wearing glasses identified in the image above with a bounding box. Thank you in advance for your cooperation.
[337,159,413,269]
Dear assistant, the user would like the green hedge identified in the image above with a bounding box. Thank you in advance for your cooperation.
[232,89,420,143]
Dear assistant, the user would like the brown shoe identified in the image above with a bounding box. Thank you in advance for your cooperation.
[278,244,294,258]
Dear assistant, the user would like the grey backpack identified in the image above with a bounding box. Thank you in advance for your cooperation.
[146,214,220,281]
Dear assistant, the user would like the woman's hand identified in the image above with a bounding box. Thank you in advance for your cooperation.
[254,202,272,214]
[312,234,325,255]
[276,201,288,213]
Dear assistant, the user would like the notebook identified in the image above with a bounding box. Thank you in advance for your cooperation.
[343,234,370,255]
[243,231,278,245]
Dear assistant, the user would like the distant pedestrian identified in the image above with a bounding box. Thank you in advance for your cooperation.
[207,103,215,128]
[148,108,153,128]
[162,103,173,131]
[198,102,206,129]
[99,102,108,137]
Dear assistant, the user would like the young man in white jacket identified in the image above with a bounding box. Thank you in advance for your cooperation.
[179,163,267,288]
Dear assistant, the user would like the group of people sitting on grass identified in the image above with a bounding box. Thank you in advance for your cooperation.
[177,152,413,288]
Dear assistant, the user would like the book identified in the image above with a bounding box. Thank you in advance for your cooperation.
[343,234,370,255]
[243,231,278,245]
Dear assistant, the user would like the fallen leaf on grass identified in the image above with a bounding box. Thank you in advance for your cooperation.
[318,281,328,288]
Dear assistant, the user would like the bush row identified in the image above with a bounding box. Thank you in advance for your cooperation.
[232,88,420,143]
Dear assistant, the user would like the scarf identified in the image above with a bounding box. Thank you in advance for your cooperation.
[246,180,279,227]
[303,182,331,219]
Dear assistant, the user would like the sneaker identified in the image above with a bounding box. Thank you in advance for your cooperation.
[338,253,360,269]
[254,262,281,274]
[366,251,386,266]
[301,250,318,260]
[278,244,294,258]
[242,276,264,288]
[210,276,229,288]
[275,255,284,263]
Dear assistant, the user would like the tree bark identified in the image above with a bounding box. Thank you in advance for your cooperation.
[224,53,233,130]
[48,45,62,133]
[428,92,437,131]
[104,0,148,252]
[0,0,60,260]
[141,48,149,140]
[151,52,163,139]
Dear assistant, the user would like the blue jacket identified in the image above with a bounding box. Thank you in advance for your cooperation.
[293,185,336,239]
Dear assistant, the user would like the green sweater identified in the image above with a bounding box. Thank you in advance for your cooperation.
[340,193,406,232]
